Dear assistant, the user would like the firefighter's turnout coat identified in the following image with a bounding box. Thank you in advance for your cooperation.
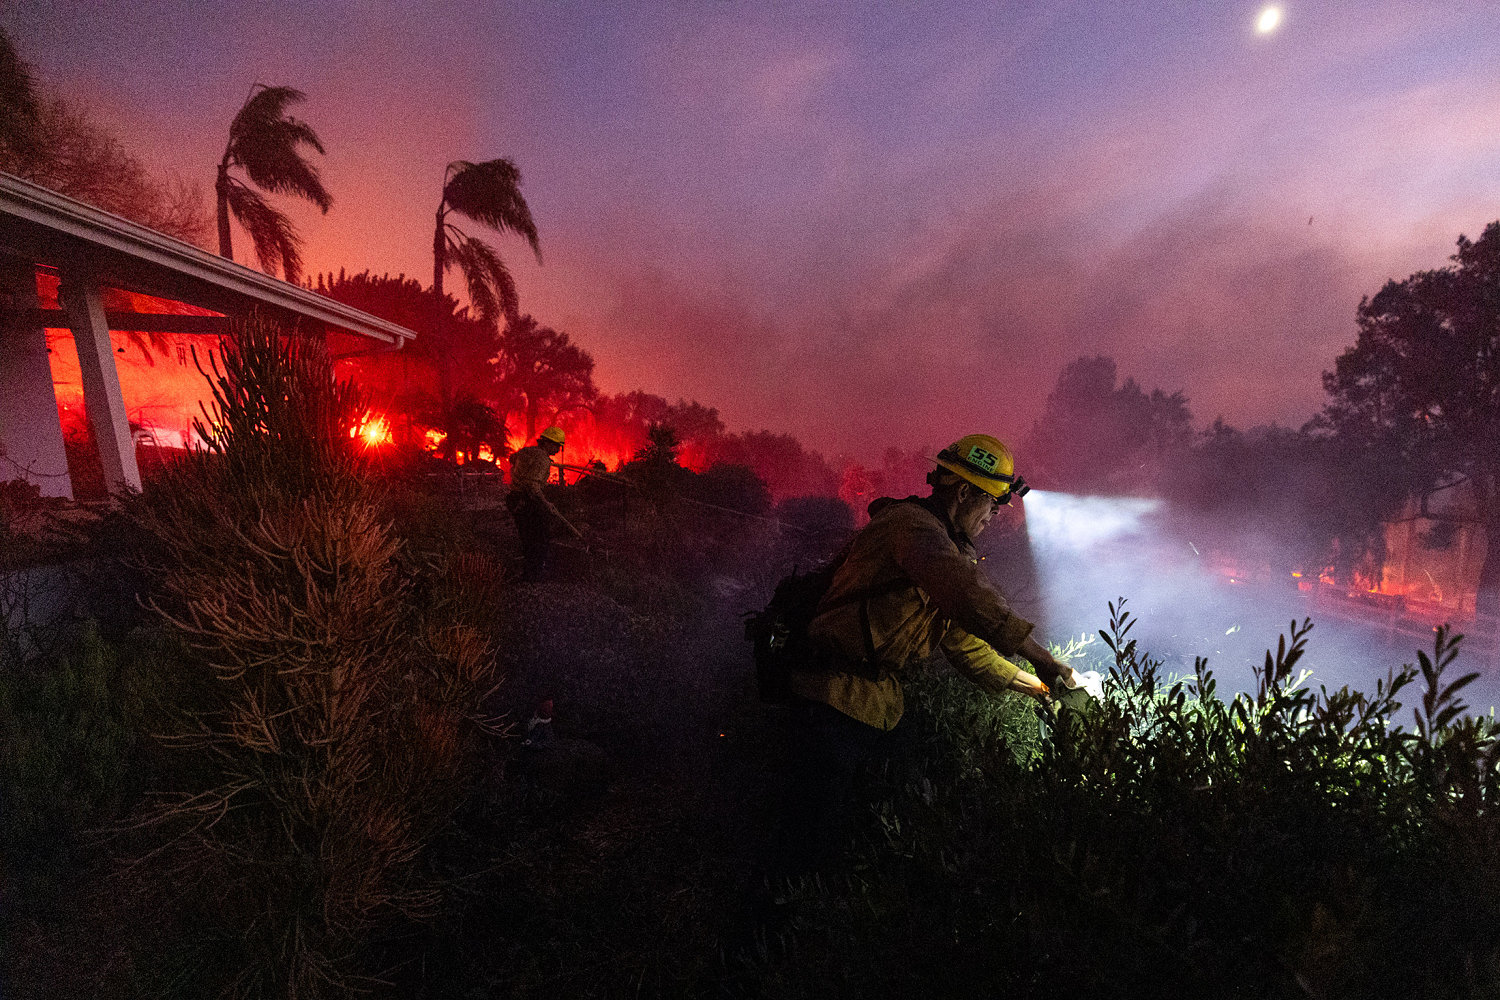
[509,445,553,494]
[790,496,1034,731]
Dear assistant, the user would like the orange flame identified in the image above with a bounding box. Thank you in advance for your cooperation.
[353,414,392,447]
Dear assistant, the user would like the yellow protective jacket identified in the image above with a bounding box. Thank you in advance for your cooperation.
[509,445,553,496]
[789,496,1034,731]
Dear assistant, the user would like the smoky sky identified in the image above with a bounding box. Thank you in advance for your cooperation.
[11,1,1500,461]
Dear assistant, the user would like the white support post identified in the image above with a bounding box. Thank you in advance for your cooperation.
[0,256,74,497]
[59,271,141,494]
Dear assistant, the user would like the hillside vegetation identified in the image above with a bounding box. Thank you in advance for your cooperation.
[3,320,1498,999]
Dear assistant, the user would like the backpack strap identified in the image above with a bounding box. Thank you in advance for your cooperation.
[816,575,914,680]
[806,495,931,679]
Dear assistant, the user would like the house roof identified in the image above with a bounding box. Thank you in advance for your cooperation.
[0,171,416,346]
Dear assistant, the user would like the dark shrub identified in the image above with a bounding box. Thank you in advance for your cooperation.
[118,313,503,998]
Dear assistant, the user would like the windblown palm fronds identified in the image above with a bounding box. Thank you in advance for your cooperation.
[222,182,305,282]
[447,229,518,322]
[215,84,332,282]
[432,158,540,324]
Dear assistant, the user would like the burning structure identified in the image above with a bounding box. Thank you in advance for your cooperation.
[0,172,416,501]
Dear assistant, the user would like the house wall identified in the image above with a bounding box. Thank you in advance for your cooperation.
[0,257,73,496]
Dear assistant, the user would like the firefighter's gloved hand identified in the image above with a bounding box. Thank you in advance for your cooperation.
[1014,670,1051,703]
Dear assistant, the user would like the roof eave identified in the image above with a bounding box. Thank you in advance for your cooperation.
[0,172,417,346]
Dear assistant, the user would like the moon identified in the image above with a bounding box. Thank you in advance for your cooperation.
[1256,6,1283,34]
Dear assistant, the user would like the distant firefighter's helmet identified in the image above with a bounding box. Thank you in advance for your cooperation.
[934,434,1029,504]
[540,426,566,446]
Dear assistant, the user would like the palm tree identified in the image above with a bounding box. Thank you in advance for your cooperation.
[432,159,540,323]
[215,85,331,282]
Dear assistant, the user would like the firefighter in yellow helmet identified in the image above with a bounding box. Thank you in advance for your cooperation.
[505,426,580,582]
[776,433,1073,873]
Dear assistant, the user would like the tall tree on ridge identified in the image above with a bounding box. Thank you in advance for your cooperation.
[314,270,504,451]
[215,85,331,282]
[432,158,540,324]
[1023,355,1193,493]
[1,29,206,245]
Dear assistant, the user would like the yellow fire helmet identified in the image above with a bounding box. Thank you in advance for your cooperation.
[934,433,1029,504]
[539,426,566,446]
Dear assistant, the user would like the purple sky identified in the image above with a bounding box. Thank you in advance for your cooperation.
[11,1,1500,461]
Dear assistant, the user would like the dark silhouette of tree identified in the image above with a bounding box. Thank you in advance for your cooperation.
[642,397,725,447]
[432,159,540,324]
[1317,222,1500,616]
[1162,420,1392,584]
[0,30,208,247]
[622,423,698,495]
[216,85,332,282]
[314,270,498,394]
[314,270,502,449]
[706,430,839,499]
[1,29,207,364]
[437,395,508,464]
[695,462,772,515]
[634,423,681,467]
[0,28,41,166]
[587,390,726,465]
[1023,356,1193,493]
[493,314,595,442]
[314,270,452,334]
[315,269,501,431]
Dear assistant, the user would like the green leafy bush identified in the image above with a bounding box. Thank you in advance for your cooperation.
[753,602,1500,1000]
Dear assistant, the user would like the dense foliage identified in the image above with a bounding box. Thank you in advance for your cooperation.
[432,157,541,324]
[3,315,506,998]
[493,314,598,443]
[1317,222,1500,616]
[746,603,1500,999]
[8,438,1500,999]
[0,28,208,245]
[215,84,332,280]
[5,319,1498,1000]
[1160,419,1395,583]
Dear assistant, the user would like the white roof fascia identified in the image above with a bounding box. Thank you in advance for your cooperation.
[0,172,416,346]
